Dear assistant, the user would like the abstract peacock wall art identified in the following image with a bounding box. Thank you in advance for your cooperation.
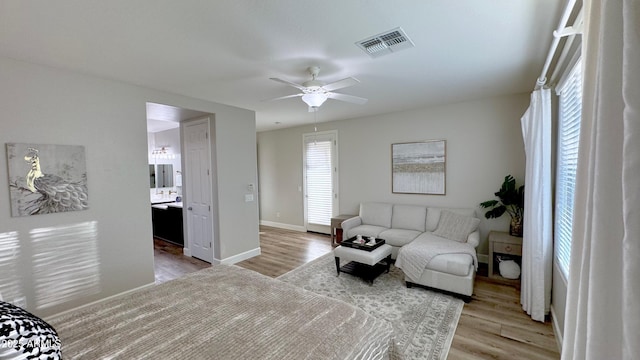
[6,143,88,217]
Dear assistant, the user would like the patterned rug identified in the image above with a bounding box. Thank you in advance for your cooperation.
[278,254,463,360]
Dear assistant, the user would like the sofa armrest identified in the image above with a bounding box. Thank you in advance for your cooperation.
[467,230,480,248]
[341,217,362,238]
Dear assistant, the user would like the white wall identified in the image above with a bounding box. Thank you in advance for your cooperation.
[213,114,260,261]
[257,93,529,257]
[0,57,259,317]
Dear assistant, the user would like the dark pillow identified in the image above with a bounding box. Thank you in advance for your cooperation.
[0,301,61,359]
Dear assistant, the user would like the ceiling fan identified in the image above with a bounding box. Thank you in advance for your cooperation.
[267,66,368,112]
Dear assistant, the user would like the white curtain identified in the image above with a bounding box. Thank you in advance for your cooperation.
[562,0,640,359]
[520,88,553,322]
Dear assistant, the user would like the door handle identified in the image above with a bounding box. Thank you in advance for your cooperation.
[188,207,193,211]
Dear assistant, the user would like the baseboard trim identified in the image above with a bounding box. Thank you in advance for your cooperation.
[183,247,191,257]
[260,220,306,232]
[477,254,489,264]
[45,282,156,320]
[214,247,261,265]
[550,305,563,353]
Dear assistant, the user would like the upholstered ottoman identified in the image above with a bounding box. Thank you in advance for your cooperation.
[333,244,392,284]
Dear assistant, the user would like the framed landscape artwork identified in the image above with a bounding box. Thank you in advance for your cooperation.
[392,140,446,195]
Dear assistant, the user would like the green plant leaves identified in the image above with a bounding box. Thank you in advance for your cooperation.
[480,200,499,208]
[480,175,525,220]
[484,205,507,219]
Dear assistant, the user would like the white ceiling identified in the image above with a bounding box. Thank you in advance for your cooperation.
[0,1,563,132]
[146,103,208,133]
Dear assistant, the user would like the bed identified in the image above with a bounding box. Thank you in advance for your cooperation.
[45,265,395,359]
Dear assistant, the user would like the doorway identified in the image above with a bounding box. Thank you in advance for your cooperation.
[147,103,214,281]
[303,130,339,234]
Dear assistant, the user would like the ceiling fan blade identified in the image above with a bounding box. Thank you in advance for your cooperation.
[269,77,307,91]
[263,93,304,102]
[322,77,360,92]
[327,92,368,105]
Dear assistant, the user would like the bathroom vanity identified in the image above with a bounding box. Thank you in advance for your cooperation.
[151,201,184,246]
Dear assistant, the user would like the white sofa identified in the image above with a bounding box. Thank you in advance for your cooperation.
[341,202,480,298]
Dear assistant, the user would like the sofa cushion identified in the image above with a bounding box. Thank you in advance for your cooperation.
[426,207,476,232]
[391,205,427,232]
[359,202,393,228]
[378,228,422,247]
[346,225,388,239]
[432,210,480,242]
[425,253,474,276]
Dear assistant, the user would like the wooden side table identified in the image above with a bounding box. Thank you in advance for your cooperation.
[330,214,356,246]
[488,231,523,286]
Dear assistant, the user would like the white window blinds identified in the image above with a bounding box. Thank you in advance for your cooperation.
[555,60,582,279]
[305,138,333,226]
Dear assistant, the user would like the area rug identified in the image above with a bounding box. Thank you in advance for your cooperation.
[278,254,463,360]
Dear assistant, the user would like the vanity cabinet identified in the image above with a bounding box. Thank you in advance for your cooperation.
[152,204,184,246]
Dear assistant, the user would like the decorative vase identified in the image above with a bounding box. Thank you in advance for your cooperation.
[510,217,523,237]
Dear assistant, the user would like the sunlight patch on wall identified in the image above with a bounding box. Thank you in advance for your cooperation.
[31,221,101,310]
[0,231,22,302]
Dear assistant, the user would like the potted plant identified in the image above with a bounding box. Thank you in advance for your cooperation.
[480,175,525,237]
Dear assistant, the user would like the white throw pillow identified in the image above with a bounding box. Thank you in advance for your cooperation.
[432,210,480,242]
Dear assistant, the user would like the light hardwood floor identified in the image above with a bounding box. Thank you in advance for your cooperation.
[154,226,560,359]
[153,238,210,284]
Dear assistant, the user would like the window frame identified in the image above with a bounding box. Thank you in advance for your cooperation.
[302,130,339,233]
[554,57,583,281]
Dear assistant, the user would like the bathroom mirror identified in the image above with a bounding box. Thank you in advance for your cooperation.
[156,164,174,188]
[149,164,156,188]
[149,164,173,188]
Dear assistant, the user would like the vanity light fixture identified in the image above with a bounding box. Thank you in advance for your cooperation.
[151,146,176,160]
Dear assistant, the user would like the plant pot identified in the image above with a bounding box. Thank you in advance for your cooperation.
[510,217,523,237]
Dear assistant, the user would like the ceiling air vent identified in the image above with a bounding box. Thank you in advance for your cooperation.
[356,27,415,58]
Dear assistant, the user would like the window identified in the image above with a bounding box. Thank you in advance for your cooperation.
[305,139,332,226]
[555,59,582,278]
[303,131,338,234]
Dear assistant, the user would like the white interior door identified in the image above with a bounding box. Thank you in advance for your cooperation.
[303,130,338,234]
[184,118,214,263]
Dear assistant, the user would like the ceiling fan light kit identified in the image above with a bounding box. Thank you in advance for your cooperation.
[302,93,328,109]
[267,66,367,111]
